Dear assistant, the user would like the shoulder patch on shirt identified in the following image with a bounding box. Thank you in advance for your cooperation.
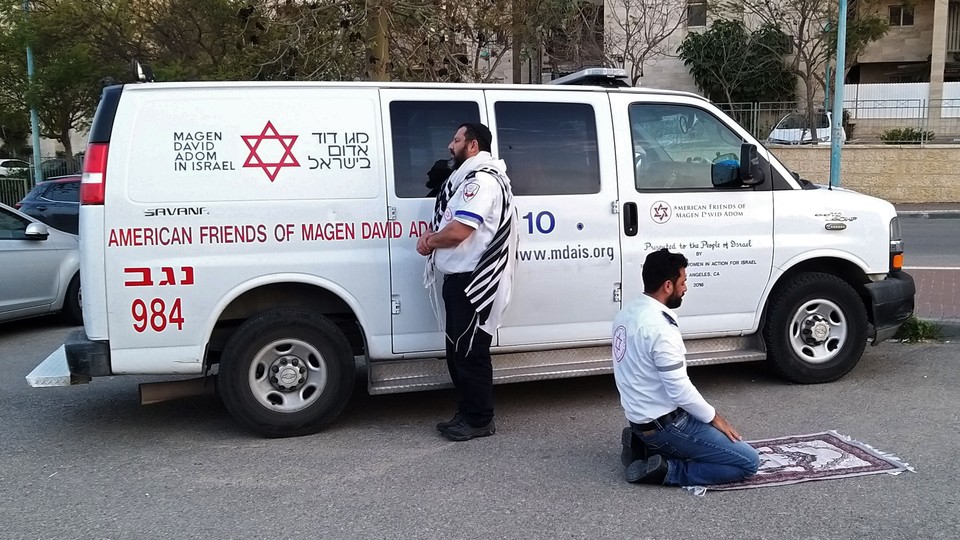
[463,182,480,201]
[662,311,678,327]
[613,325,627,362]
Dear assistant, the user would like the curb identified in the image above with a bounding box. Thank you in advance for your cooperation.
[919,318,960,339]
[897,211,960,219]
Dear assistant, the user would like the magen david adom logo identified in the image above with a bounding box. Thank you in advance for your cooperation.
[650,201,671,224]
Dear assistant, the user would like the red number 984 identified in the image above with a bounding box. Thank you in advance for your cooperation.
[132,298,184,332]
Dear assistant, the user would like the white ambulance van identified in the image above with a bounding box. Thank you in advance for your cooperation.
[27,70,915,436]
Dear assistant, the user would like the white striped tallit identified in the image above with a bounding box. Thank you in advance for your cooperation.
[423,152,518,346]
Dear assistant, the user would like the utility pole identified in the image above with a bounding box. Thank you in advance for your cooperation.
[23,0,42,186]
[829,0,848,189]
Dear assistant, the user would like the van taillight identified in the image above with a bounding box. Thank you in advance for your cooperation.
[81,143,109,205]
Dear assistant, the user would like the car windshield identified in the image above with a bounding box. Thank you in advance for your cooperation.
[776,113,829,130]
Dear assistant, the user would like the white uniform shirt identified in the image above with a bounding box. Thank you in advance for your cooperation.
[612,294,716,424]
[434,171,503,274]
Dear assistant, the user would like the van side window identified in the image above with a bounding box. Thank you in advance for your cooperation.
[390,101,481,198]
[629,104,744,191]
[494,102,600,196]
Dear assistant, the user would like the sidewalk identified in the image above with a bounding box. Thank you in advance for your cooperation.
[895,202,960,218]
[894,203,960,338]
[906,268,960,339]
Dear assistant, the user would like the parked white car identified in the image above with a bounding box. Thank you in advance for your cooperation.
[0,158,30,176]
[768,112,846,145]
[0,202,82,324]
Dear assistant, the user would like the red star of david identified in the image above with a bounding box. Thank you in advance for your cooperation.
[241,121,300,182]
[653,203,670,221]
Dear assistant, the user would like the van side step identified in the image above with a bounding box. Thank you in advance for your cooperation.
[367,336,767,395]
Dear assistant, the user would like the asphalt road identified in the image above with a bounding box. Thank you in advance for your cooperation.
[2,319,958,539]
[901,217,960,268]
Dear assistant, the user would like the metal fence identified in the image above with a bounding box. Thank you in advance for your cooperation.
[0,155,84,207]
[716,100,960,145]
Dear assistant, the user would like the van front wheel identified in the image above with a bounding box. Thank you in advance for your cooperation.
[763,273,868,384]
[218,309,355,437]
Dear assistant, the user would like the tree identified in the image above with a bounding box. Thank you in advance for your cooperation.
[541,0,606,77]
[0,104,31,158]
[605,0,687,86]
[380,0,581,83]
[677,19,796,107]
[0,0,130,160]
[716,0,888,134]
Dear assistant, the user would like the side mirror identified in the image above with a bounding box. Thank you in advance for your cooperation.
[711,160,740,188]
[739,143,764,186]
[24,222,50,240]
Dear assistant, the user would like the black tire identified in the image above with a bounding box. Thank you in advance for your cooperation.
[763,272,868,384]
[62,273,83,325]
[218,308,355,437]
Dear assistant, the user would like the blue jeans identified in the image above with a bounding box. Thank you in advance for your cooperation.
[633,411,759,486]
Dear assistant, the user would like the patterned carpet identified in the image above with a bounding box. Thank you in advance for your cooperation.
[704,431,914,492]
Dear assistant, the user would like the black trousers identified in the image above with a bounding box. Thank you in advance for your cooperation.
[442,272,494,427]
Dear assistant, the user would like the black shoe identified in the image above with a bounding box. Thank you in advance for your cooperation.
[441,419,496,441]
[436,412,462,432]
[620,427,647,467]
[625,455,668,485]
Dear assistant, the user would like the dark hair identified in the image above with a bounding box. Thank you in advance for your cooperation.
[642,248,688,293]
[459,122,492,152]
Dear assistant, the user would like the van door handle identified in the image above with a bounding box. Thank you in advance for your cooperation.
[623,202,638,237]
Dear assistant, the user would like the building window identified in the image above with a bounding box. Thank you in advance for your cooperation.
[889,5,914,26]
[687,1,707,27]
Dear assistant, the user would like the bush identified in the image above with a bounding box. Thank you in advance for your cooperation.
[893,316,943,343]
[879,127,934,144]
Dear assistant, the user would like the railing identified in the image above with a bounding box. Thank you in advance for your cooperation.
[716,99,960,145]
[0,176,30,208]
[0,155,84,207]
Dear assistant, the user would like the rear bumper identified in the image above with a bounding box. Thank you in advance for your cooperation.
[26,330,111,388]
[865,271,916,344]
[64,329,112,376]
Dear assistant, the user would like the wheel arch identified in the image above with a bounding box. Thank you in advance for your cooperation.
[757,252,873,332]
[202,274,370,365]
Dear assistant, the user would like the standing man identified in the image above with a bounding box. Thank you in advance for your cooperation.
[417,123,518,442]
[612,249,759,486]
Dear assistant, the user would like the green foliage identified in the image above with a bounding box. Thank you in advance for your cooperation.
[879,128,934,144]
[0,0,131,157]
[893,316,943,342]
[677,19,795,106]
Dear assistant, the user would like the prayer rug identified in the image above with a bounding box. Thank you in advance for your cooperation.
[704,430,914,492]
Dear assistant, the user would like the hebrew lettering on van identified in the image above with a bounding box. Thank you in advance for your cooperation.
[241,121,301,182]
[310,132,372,170]
[173,131,236,172]
[123,266,195,287]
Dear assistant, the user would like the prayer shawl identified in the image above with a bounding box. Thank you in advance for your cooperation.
[424,151,518,349]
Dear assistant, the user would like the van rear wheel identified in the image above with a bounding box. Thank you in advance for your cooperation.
[218,309,355,437]
[763,272,868,384]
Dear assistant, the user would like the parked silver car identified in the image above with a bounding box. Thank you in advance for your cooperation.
[0,202,81,324]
